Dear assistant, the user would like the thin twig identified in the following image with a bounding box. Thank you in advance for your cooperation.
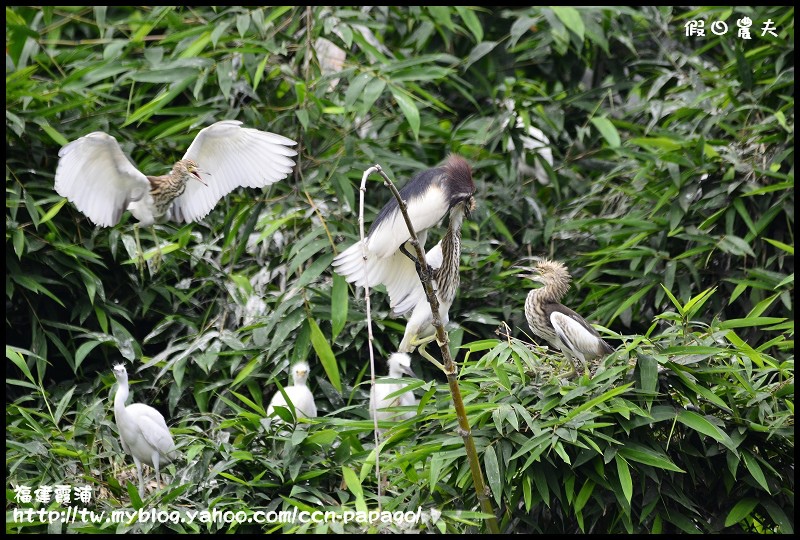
[357,166,383,507]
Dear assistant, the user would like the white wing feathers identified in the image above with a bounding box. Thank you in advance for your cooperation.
[54,132,150,227]
[365,184,448,259]
[173,120,297,223]
[550,312,597,363]
[389,240,443,316]
[332,182,449,309]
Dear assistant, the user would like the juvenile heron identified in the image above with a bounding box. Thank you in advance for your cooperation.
[369,352,418,432]
[332,155,476,356]
[112,364,178,497]
[55,120,297,268]
[394,194,475,355]
[266,361,317,421]
[521,259,614,377]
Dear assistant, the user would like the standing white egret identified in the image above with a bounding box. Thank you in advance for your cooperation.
[55,120,297,269]
[266,361,317,421]
[112,364,178,497]
[369,353,418,433]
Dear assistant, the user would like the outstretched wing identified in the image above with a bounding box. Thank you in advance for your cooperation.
[55,132,150,227]
[332,231,429,302]
[172,120,297,223]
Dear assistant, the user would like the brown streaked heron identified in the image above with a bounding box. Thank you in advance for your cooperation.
[520,259,614,377]
[55,120,297,270]
[331,155,476,360]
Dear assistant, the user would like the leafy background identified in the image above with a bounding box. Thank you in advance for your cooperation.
[6,5,794,533]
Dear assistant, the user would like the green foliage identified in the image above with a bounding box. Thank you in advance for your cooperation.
[6,5,793,534]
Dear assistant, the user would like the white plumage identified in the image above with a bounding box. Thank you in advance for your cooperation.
[331,185,448,288]
[54,120,297,227]
[266,361,317,421]
[369,352,418,431]
[332,155,475,354]
[112,364,178,497]
[550,311,609,369]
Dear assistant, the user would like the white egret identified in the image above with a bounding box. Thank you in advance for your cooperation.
[266,361,317,421]
[112,364,178,497]
[369,352,418,433]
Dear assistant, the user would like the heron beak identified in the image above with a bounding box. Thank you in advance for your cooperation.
[402,365,417,379]
[191,170,208,187]
[464,195,477,218]
[512,265,540,282]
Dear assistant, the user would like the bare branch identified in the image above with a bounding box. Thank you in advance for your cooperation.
[358,165,383,506]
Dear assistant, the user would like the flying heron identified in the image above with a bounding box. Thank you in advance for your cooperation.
[332,154,476,359]
[112,364,178,497]
[54,120,297,270]
[520,259,614,377]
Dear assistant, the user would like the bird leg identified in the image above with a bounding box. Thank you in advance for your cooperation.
[413,334,447,372]
[149,225,163,273]
[133,224,164,276]
[562,365,578,380]
[399,243,434,282]
[495,321,513,343]
[132,456,145,498]
[153,454,161,493]
[133,224,146,279]
[561,351,582,380]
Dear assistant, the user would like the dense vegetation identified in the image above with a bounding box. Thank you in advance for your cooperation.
[6,6,794,533]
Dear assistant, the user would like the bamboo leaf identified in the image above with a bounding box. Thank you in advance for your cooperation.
[331,272,348,340]
[615,454,633,506]
[484,445,502,505]
[551,6,585,41]
[390,87,421,140]
[742,451,771,493]
[676,410,738,454]
[308,318,341,392]
[724,498,759,527]
[618,445,685,472]
[455,6,483,41]
[591,117,621,147]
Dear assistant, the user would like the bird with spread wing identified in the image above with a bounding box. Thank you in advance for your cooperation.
[55,120,297,270]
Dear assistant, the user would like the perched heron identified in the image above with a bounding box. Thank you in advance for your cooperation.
[112,364,178,497]
[332,154,476,357]
[521,259,614,377]
[55,120,297,269]
[369,352,418,432]
[266,361,318,421]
